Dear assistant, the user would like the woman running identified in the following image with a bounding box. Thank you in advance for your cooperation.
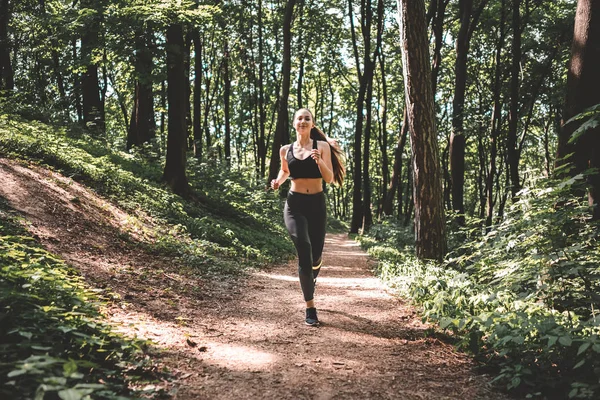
[270,108,345,326]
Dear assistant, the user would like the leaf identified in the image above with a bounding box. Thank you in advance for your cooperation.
[439,317,453,329]
[573,359,585,369]
[7,369,27,378]
[547,336,558,348]
[577,342,591,356]
[559,336,573,347]
[58,389,85,400]
[568,118,600,144]
[63,360,78,377]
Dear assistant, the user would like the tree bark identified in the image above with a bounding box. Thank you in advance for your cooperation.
[383,107,408,216]
[349,0,364,233]
[193,30,203,160]
[449,0,488,225]
[0,0,14,92]
[256,0,267,177]
[163,23,189,195]
[397,0,447,261]
[127,27,154,150]
[349,0,383,233]
[223,38,232,168]
[430,0,449,94]
[506,0,521,199]
[377,50,389,217]
[449,0,472,226]
[486,0,506,227]
[557,0,600,219]
[80,0,104,133]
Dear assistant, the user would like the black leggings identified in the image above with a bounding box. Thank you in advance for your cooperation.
[284,191,326,302]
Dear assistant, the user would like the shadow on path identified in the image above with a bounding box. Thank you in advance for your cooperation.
[0,158,509,400]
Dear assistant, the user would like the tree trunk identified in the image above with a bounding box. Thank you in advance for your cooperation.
[73,39,82,122]
[506,0,521,199]
[349,0,364,233]
[267,0,296,183]
[257,0,267,177]
[363,78,374,231]
[350,0,384,233]
[223,38,232,168]
[430,0,449,94]
[383,107,408,216]
[80,0,104,133]
[193,30,203,160]
[163,23,189,195]
[557,0,600,219]
[378,51,389,216]
[449,0,472,226]
[127,27,154,150]
[449,0,488,225]
[397,0,447,261]
[0,0,14,92]
[486,0,506,227]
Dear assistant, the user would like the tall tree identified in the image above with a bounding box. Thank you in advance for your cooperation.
[349,0,384,234]
[557,0,600,219]
[267,0,296,183]
[0,0,14,92]
[192,29,203,159]
[506,0,521,199]
[127,25,155,150]
[449,0,488,225]
[397,0,447,261]
[80,0,105,133]
[383,108,409,216]
[486,0,507,227]
[163,23,189,195]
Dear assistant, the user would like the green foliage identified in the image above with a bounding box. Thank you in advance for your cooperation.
[0,207,164,400]
[565,103,600,144]
[359,177,600,399]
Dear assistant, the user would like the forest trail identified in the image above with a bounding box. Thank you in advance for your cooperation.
[0,158,508,400]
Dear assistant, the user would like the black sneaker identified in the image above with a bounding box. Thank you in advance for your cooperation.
[305,307,320,327]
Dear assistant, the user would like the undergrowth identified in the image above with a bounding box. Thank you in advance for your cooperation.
[358,176,600,399]
[0,202,167,399]
[0,113,299,398]
[0,114,294,275]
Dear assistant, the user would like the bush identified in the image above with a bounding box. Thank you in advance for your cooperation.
[0,209,163,400]
[359,176,600,399]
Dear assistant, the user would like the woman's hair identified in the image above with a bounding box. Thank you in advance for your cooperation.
[295,108,346,186]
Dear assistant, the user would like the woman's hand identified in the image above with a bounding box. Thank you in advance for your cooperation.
[270,179,280,190]
[311,149,322,164]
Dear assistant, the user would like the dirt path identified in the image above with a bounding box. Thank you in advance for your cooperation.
[0,158,508,400]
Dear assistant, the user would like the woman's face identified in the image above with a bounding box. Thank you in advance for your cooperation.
[293,110,314,135]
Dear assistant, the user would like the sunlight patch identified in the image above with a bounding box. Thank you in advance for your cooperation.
[205,343,278,370]
[261,273,297,282]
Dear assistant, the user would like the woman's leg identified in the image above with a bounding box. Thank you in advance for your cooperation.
[307,192,326,282]
[284,193,315,302]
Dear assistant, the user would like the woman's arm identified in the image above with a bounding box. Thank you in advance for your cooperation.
[313,141,334,184]
[271,145,291,189]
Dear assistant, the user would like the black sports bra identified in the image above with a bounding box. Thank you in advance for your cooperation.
[287,140,322,179]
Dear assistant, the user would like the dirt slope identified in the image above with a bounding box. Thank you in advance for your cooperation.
[0,158,509,400]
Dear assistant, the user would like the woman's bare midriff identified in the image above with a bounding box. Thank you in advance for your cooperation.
[290,178,323,194]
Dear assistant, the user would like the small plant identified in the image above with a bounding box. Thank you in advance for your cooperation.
[0,208,165,399]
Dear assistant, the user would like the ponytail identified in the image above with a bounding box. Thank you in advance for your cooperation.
[310,126,346,186]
